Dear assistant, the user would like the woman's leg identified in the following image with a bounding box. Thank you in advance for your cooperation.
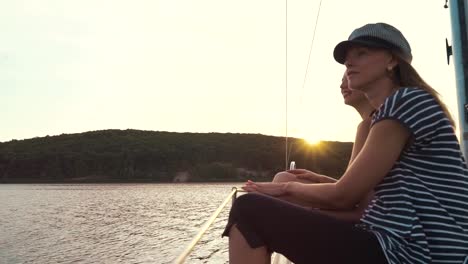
[223,193,387,264]
[272,171,313,183]
[229,224,270,264]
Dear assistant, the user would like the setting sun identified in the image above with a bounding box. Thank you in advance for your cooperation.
[303,136,321,146]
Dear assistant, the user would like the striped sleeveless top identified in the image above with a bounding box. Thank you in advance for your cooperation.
[359,87,468,263]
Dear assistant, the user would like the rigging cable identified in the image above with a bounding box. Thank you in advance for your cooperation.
[285,0,324,167]
[285,0,288,170]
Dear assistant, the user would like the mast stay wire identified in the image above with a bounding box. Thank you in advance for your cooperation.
[285,0,288,170]
[285,0,324,168]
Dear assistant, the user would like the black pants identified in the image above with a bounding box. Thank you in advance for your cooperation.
[222,193,387,264]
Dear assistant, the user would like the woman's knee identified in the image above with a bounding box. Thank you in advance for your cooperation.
[272,171,296,183]
[233,193,261,212]
[231,193,270,218]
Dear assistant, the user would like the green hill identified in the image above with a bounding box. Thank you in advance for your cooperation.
[0,129,353,183]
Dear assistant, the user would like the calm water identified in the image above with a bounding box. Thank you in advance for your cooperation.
[0,183,240,264]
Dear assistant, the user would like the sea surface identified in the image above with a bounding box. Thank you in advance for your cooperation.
[0,183,241,264]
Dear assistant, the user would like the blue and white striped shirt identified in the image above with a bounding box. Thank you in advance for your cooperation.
[360,87,468,264]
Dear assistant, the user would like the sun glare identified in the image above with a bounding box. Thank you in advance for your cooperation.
[304,137,321,146]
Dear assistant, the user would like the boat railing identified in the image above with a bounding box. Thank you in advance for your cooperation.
[173,187,240,264]
[173,187,292,263]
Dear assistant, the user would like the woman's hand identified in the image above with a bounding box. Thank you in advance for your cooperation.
[242,180,288,197]
[287,169,323,183]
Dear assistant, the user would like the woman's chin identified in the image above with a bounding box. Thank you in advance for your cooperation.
[343,98,354,106]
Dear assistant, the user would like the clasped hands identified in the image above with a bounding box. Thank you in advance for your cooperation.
[241,169,322,197]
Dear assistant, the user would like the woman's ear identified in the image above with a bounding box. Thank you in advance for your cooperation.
[387,54,399,71]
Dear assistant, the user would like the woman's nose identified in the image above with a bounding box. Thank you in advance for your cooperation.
[344,52,354,67]
[340,81,346,90]
[344,58,352,67]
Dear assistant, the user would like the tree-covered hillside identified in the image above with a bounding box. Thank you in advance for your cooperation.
[0,130,353,183]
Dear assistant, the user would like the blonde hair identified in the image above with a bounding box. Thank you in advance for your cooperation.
[394,58,456,127]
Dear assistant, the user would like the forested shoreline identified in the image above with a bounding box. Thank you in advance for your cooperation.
[0,129,353,183]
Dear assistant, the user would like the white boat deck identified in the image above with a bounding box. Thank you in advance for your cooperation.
[272,253,293,264]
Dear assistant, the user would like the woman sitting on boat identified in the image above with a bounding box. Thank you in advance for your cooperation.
[222,22,468,264]
[271,72,375,223]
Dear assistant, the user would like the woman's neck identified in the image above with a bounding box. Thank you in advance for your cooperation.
[355,103,375,120]
[363,78,399,109]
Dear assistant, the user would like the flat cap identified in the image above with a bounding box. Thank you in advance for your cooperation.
[333,22,412,64]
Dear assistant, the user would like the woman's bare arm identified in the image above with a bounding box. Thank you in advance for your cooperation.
[281,119,410,209]
[349,118,371,165]
[317,191,374,222]
[287,169,337,183]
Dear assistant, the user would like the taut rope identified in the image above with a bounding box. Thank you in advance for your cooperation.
[173,188,239,263]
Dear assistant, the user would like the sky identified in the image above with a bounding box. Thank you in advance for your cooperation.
[0,0,459,143]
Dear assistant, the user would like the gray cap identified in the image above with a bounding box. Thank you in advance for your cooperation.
[333,22,412,64]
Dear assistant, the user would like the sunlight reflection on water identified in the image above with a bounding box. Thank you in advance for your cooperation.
[0,183,239,264]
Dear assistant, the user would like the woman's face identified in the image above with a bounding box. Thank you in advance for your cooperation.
[340,75,366,107]
[344,45,395,92]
